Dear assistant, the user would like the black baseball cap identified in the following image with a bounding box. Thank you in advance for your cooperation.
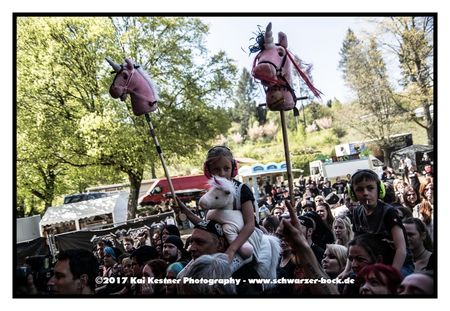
[298,215,315,229]
[194,220,224,238]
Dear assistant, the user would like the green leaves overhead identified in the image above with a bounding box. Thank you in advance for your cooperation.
[16,16,237,215]
[338,28,405,163]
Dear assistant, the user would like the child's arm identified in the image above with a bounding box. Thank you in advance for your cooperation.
[391,225,407,272]
[224,200,255,261]
[280,200,339,294]
[174,197,202,225]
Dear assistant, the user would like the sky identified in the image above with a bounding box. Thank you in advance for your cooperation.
[200,16,397,105]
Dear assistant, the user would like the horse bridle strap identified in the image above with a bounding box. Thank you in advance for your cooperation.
[253,46,297,102]
[122,69,157,105]
[253,45,289,84]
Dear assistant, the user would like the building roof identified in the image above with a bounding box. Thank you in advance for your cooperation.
[391,144,433,156]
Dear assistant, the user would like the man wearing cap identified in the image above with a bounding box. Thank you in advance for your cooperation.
[186,220,227,261]
[177,220,263,295]
[177,220,227,286]
[298,215,325,264]
[163,235,191,266]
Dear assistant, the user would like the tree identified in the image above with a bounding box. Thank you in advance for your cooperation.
[231,68,259,137]
[16,16,236,219]
[339,29,403,165]
[377,17,434,145]
[17,17,122,212]
[107,17,235,218]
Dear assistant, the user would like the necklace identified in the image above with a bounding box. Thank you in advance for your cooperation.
[416,247,428,260]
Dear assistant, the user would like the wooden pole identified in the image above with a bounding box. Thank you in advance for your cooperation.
[280,110,295,207]
[144,113,177,206]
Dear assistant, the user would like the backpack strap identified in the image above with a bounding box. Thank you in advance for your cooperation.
[233,182,260,224]
[233,183,244,211]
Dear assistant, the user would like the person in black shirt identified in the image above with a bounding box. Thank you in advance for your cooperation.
[348,169,414,277]
[332,177,347,196]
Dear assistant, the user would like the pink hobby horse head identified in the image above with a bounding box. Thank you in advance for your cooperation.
[251,22,322,111]
[106,57,159,116]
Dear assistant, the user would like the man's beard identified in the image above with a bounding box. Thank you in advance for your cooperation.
[164,253,178,264]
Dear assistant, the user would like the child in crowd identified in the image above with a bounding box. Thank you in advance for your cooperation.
[175,146,256,262]
[346,169,414,276]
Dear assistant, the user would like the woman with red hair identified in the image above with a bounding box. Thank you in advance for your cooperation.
[413,178,434,240]
[357,263,403,295]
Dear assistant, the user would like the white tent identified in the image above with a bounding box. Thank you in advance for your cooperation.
[39,191,129,236]
[17,215,41,243]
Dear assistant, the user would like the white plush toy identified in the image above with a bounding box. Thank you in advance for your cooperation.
[199,176,253,258]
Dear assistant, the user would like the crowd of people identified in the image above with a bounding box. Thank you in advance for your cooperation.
[16,148,435,297]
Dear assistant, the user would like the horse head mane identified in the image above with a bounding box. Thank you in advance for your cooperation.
[135,66,160,101]
[208,176,236,196]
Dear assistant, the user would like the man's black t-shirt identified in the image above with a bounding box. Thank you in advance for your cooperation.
[332,181,346,195]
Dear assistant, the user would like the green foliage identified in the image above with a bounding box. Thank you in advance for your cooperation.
[332,126,347,138]
[291,153,317,175]
[231,68,259,138]
[16,16,236,217]
[304,101,331,122]
[338,29,407,161]
[381,17,434,145]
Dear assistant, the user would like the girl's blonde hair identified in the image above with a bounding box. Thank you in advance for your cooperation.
[333,216,354,246]
[325,244,348,271]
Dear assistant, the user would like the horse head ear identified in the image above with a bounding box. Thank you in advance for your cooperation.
[278,32,288,48]
[124,58,134,70]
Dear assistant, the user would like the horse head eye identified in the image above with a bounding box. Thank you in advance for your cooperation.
[277,48,285,57]
[224,191,231,195]
[215,196,219,200]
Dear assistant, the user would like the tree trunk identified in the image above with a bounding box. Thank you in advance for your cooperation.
[423,103,434,145]
[126,169,143,220]
[426,127,434,146]
[382,147,391,167]
[150,162,156,179]
[31,171,55,210]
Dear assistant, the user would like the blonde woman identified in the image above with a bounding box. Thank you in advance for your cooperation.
[333,216,354,247]
[321,244,348,279]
